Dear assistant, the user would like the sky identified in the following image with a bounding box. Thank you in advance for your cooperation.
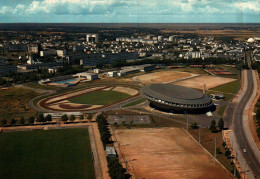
[0,0,259,23]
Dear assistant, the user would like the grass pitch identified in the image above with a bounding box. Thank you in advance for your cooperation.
[69,90,130,105]
[0,128,95,179]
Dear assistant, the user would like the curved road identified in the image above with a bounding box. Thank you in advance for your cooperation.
[233,68,260,178]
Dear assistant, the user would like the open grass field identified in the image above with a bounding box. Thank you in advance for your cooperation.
[217,105,227,117]
[208,80,240,100]
[69,90,130,105]
[115,128,232,179]
[0,128,95,179]
[0,87,39,121]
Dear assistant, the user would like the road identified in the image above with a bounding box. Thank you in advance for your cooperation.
[232,54,260,178]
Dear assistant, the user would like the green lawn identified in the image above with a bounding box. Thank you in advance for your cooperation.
[0,128,95,179]
[208,80,240,100]
[69,90,130,105]
[122,98,147,108]
[217,105,227,117]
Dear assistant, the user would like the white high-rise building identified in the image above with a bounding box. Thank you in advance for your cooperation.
[86,34,99,43]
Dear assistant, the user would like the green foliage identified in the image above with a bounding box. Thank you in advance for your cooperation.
[190,122,198,129]
[257,128,260,138]
[36,113,45,123]
[45,114,52,122]
[0,119,7,126]
[79,115,84,120]
[87,114,93,120]
[19,116,25,125]
[216,147,221,154]
[10,118,17,126]
[209,119,217,132]
[107,157,127,179]
[225,149,231,158]
[96,113,111,148]
[70,115,75,122]
[218,118,225,130]
[28,116,35,125]
[61,114,68,122]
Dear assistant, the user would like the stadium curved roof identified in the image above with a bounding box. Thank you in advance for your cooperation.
[141,83,212,105]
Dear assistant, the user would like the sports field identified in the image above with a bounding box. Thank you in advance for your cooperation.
[0,128,95,179]
[69,90,130,105]
[132,71,198,84]
[115,128,232,179]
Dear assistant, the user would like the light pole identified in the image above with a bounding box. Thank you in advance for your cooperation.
[214,136,217,158]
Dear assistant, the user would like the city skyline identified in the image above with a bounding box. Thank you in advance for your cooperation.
[0,0,260,23]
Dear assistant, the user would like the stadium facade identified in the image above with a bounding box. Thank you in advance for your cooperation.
[141,83,213,113]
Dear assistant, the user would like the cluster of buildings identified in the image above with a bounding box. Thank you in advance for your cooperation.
[0,29,258,79]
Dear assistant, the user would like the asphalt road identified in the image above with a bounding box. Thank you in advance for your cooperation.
[233,69,260,178]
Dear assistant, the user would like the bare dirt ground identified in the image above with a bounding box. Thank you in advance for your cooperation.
[132,71,198,84]
[173,75,236,90]
[115,128,232,179]
[111,86,138,96]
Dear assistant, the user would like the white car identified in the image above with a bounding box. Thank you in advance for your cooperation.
[243,149,247,153]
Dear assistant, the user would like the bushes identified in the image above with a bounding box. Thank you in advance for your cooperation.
[107,157,128,179]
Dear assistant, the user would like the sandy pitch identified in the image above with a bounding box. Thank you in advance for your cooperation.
[132,71,198,84]
[173,75,236,90]
[112,87,138,96]
[115,128,232,179]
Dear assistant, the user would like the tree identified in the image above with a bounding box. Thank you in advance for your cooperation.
[19,116,25,125]
[216,147,221,154]
[79,115,84,120]
[28,116,35,125]
[87,114,93,120]
[10,118,17,126]
[190,122,198,129]
[0,119,7,126]
[209,119,217,132]
[70,114,75,122]
[45,114,52,122]
[61,114,68,122]
[36,113,45,123]
[218,118,224,130]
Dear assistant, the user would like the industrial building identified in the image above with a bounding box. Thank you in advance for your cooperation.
[141,83,213,113]
[73,72,98,80]
[0,65,17,77]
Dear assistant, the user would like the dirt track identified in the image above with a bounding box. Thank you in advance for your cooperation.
[38,86,139,112]
[115,128,232,179]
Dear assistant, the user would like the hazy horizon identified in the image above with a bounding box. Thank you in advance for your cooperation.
[0,0,259,23]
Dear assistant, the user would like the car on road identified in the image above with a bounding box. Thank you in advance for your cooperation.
[243,149,247,153]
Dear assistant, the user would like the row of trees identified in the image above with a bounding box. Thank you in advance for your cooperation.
[255,101,260,138]
[7,63,86,84]
[111,57,238,68]
[0,115,45,127]
[96,113,128,179]
[96,113,112,147]
[209,118,225,133]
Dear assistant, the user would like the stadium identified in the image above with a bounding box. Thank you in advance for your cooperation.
[141,83,214,113]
